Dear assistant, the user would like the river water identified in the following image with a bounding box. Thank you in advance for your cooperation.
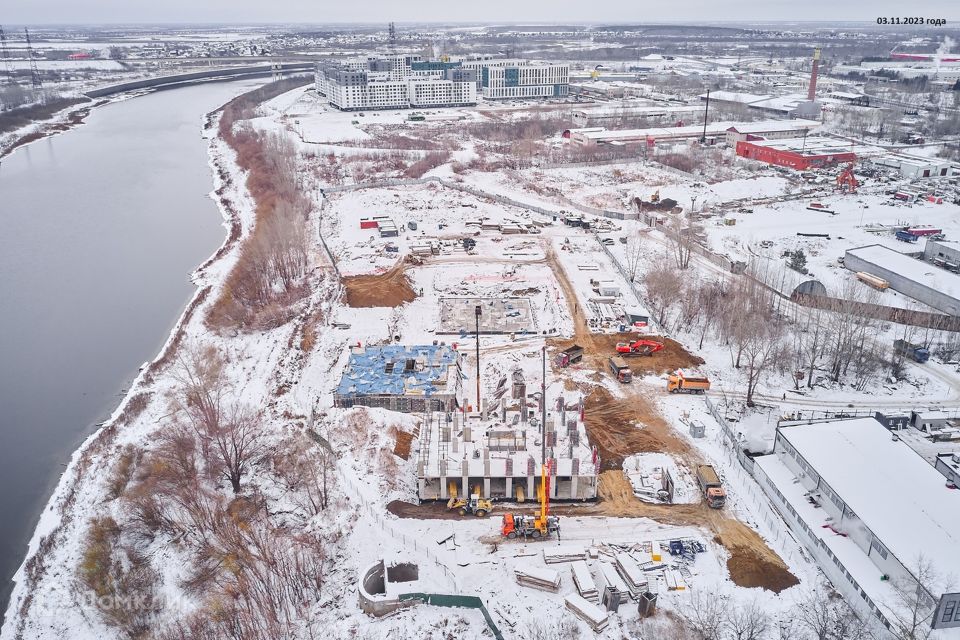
[0,78,263,616]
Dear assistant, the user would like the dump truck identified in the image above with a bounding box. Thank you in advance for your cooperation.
[609,356,633,383]
[894,339,930,364]
[616,338,664,357]
[696,465,726,509]
[556,345,584,368]
[666,369,710,394]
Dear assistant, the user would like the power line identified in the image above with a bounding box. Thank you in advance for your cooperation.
[24,28,42,88]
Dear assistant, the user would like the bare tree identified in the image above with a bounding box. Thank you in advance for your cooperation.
[725,598,771,640]
[172,344,264,493]
[624,231,646,283]
[887,555,946,640]
[643,255,684,328]
[682,588,729,639]
[796,586,871,640]
[740,314,787,406]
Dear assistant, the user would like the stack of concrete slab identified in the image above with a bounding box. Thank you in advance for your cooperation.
[543,546,588,564]
[614,553,648,599]
[564,594,609,632]
[570,561,599,603]
[514,565,561,592]
[597,562,630,604]
[664,569,688,591]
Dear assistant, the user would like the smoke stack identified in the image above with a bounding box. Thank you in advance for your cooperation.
[807,47,821,102]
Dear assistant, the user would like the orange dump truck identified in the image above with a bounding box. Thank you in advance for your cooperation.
[696,465,726,508]
[666,369,710,394]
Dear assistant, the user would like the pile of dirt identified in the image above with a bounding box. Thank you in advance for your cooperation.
[582,386,691,470]
[342,263,417,308]
[714,522,800,593]
[393,431,413,460]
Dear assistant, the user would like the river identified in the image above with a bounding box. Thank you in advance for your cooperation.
[0,78,264,616]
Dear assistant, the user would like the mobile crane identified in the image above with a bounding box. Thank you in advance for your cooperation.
[501,461,560,540]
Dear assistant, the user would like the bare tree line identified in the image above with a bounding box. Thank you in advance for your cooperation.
[80,344,338,640]
[208,85,314,331]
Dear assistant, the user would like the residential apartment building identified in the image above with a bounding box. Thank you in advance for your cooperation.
[315,56,568,109]
[475,61,570,99]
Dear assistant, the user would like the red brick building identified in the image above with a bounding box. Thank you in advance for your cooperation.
[736,137,857,170]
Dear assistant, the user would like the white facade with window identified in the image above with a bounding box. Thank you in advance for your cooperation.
[755,418,960,634]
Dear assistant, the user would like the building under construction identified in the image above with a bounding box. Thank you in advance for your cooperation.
[416,398,599,502]
[334,344,463,413]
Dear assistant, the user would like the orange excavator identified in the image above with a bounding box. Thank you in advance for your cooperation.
[501,460,560,540]
[836,163,858,193]
[616,338,664,357]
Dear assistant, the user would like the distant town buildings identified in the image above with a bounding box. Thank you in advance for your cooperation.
[315,55,569,111]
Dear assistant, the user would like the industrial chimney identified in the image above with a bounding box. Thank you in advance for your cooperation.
[807,47,822,101]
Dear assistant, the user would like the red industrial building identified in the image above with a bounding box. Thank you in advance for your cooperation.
[735,137,858,170]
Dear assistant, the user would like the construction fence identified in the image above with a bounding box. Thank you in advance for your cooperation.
[399,593,504,640]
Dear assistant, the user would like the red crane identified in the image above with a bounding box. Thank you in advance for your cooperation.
[836,163,859,193]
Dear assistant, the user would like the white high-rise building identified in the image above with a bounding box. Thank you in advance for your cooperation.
[315,56,568,110]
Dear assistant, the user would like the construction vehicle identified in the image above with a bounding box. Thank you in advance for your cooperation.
[836,163,858,193]
[555,344,584,368]
[501,461,560,540]
[650,189,660,203]
[616,338,664,357]
[894,339,930,364]
[666,369,710,394]
[696,465,726,509]
[609,356,633,383]
[447,485,493,517]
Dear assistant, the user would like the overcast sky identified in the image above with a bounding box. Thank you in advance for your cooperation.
[3,0,958,26]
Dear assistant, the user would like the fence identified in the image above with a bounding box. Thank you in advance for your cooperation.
[399,593,504,640]
[335,468,460,592]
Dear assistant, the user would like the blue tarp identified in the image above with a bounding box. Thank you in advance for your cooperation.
[336,345,458,398]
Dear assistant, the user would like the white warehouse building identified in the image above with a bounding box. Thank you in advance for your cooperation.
[755,418,960,634]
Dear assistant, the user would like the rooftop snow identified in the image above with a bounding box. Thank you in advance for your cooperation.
[745,136,884,157]
[700,90,771,104]
[336,344,460,398]
[778,418,960,587]
[726,119,820,134]
[846,244,960,301]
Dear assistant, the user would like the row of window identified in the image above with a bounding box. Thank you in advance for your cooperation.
[759,469,892,631]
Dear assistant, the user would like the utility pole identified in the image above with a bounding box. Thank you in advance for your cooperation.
[700,88,710,143]
[474,304,482,413]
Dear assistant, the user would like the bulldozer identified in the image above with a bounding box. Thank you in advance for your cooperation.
[616,338,664,357]
[501,461,560,540]
[447,485,493,517]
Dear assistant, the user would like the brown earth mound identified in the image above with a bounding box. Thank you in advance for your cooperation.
[582,386,691,470]
[393,431,413,460]
[342,262,416,308]
[714,522,800,593]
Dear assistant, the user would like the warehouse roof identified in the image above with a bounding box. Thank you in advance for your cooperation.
[846,244,960,301]
[336,344,460,398]
[742,135,883,157]
[779,418,960,588]
[725,119,820,134]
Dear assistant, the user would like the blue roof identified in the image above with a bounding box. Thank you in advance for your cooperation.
[336,345,460,398]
